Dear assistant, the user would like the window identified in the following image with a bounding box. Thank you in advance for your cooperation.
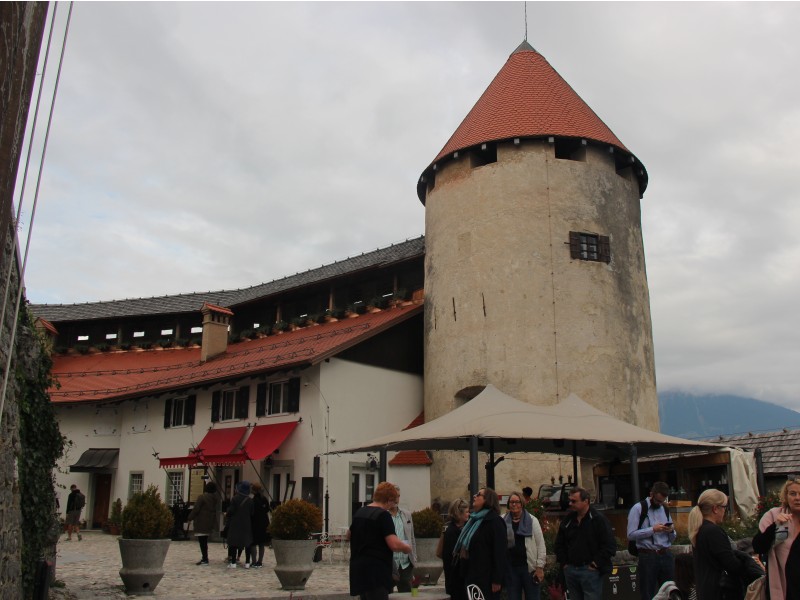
[190,326,202,334]
[211,386,249,422]
[163,395,196,428]
[568,231,611,263]
[133,331,145,338]
[161,328,173,335]
[470,142,497,168]
[129,472,143,499]
[165,471,184,506]
[258,378,301,416]
[221,390,236,421]
[105,333,117,340]
[77,335,89,341]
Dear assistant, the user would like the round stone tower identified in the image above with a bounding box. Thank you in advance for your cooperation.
[418,41,659,501]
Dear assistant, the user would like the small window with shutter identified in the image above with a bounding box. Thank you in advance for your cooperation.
[568,231,611,263]
[163,395,196,428]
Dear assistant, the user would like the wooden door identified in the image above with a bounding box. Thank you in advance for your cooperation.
[92,474,112,529]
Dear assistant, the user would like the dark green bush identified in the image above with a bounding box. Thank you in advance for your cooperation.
[412,507,442,538]
[269,499,323,540]
[121,485,173,539]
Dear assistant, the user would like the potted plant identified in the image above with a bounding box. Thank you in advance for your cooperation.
[118,485,174,595]
[411,507,444,585]
[107,498,123,535]
[268,499,323,590]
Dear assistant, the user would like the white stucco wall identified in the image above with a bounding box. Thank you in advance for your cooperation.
[54,354,427,530]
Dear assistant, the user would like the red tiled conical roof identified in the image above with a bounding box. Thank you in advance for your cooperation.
[427,40,632,166]
[417,41,648,201]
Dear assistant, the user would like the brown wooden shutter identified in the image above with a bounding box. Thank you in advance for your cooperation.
[235,386,250,419]
[599,235,611,263]
[569,231,581,259]
[211,391,221,423]
[255,383,267,417]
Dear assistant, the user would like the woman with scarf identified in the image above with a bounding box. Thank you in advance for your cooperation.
[453,487,508,600]
[503,491,547,600]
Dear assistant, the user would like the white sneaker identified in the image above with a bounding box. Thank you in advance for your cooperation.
[244,562,251,569]
[227,562,237,569]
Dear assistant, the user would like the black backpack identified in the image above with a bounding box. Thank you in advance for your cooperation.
[628,499,670,557]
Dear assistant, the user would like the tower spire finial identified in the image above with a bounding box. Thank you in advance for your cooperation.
[524,1,528,41]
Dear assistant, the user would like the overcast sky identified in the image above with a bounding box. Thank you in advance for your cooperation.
[17,2,800,412]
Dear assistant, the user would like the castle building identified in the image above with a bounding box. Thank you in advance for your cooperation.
[418,41,658,500]
[32,39,658,524]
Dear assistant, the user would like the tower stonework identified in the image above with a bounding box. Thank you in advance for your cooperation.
[418,42,659,501]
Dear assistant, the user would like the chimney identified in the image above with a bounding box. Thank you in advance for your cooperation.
[34,317,58,354]
[200,303,233,362]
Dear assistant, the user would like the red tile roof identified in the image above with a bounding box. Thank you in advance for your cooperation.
[430,41,629,166]
[389,411,432,466]
[49,304,422,404]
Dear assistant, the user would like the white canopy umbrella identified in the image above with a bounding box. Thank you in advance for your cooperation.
[332,385,726,499]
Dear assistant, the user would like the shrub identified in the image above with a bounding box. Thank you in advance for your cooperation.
[269,499,322,540]
[755,491,782,521]
[109,498,123,526]
[412,507,443,538]
[121,485,174,539]
[525,497,545,521]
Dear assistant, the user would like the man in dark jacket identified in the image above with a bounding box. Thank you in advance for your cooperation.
[65,484,86,541]
[555,487,616,600]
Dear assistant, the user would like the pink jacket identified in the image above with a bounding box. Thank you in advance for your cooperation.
[759,506,798,600]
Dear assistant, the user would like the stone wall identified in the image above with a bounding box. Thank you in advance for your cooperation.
[0,2,48,597]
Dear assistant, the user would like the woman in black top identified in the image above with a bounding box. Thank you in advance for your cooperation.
[249,482,270,568]
[442,499,470,600]
[454,487,508,600]
[688,489,746,600]
[350,482,412,600]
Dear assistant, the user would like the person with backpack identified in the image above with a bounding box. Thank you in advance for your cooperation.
[65,484,86,541]
[627,482,677,600]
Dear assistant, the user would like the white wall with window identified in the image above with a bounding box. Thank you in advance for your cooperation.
[165,471,184,506]
[128,472,144,499]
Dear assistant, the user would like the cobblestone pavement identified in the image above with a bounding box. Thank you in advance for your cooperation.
[52,531,445,600]
[53,531,350,599]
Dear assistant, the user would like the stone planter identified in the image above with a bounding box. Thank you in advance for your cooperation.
[272,539,317,590]
[412,537,443,585]
[118,538,170,595]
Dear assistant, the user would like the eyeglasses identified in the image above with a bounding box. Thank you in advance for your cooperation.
[508,500,522,505]
[474,493,484,498]
[716,504,728,510]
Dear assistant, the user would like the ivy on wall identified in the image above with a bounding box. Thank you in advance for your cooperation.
[16,307,66,597]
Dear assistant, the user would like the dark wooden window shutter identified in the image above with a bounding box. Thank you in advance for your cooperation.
[287,378,301,413]
[255,383,267,417]
[185,395,196,426]
[599,235,611,263]
[211,391,221,423]
[163,398,173,428]
[236,386,250,419]
[568,231,581,259]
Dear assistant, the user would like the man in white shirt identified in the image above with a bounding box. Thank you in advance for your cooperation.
[627,482,677,600]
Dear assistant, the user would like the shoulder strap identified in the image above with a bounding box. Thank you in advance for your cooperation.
[637,499,649,529]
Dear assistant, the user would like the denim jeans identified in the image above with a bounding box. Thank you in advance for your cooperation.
[506,563,540,600]
[636,551,674,600]
[564,565,603,600]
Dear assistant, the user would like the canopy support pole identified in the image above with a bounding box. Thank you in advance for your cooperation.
[754,448,766,496]
[379,449,387,483]
[572,441,579,486]
[487,440,495,489]
[469,436,479,502]
[630,444,640,506]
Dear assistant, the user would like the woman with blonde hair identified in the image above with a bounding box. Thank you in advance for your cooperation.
[503,491,546,600]
[688,489,746,600]
[349,482,412,600]
[752,477,800,600]
[442,499,470,600]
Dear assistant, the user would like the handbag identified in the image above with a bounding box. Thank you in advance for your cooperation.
[743,576,766,600]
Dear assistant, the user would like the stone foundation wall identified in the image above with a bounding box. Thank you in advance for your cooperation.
[0,2,48,596]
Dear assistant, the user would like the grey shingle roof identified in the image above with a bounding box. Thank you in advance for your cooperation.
[31,236,425,322]
[712,429,800,475]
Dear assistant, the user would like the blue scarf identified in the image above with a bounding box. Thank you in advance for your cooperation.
[453,509,489,557]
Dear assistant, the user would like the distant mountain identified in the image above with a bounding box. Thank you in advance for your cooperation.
[659,391,800,439]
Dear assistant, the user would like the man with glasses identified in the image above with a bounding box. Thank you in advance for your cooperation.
[627,482,676,600]
[554,487,615,600]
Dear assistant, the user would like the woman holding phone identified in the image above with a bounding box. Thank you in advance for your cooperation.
[752,478,800,600]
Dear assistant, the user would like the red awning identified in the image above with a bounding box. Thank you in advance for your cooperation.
[159,426,248,468]
[243,421,298,461]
